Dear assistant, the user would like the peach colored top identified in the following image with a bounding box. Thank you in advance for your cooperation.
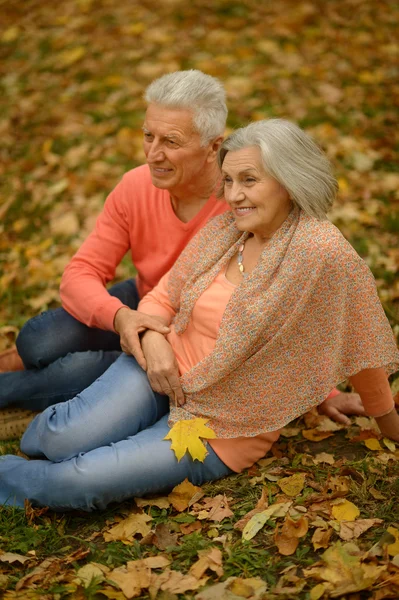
[139,269,395,472]
[60,165,228,332]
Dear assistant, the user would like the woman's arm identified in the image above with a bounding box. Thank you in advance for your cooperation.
[349,368,399,442]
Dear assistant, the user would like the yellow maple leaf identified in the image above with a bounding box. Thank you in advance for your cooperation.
[164,418,216,462]
[331,499,360,522]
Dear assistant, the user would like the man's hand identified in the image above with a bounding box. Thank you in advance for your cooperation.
[141,330,185,406]
[114,307,170,370]
[318,392,365,425]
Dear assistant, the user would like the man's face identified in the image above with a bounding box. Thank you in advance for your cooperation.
[143,103,215,194]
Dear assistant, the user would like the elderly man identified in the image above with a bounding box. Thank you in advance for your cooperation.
[0,70,362,437]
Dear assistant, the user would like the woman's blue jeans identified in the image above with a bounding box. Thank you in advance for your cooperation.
[0,355,233,511]
[0,280,139,411]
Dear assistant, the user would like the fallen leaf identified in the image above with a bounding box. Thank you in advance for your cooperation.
[277,473,306,497]
[150,568,207,597]
[193,495,233,522]
[103,512,152,543]
[302,429,334,442]
[331,499,360,522]
[242,502,292,541]
[108,561,151,599]
[310,583,329,600]
[369,487,387,500]
[364,438,383,451]
[164,418,216,462]
[339,518,383,541]
[387,527,399,556]
[189,548,223,579]
[313,452,335,465]
[0,552,32,565]
[168,479,203,512]
[312,527,333,550]
[383,437,396,452]
[134,496,170,510]
[274,515,308,556]
[195,576,267,600]
[304,542,386,597]
[75,563,106,588]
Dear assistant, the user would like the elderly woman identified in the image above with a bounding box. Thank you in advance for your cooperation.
[1,119,398,511]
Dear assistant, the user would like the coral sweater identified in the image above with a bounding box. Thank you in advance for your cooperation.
[60,165,229,331]
[139,270,395,472]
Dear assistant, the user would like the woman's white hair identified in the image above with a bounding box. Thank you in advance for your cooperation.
[218,119,338,219]
[144,70,227,146]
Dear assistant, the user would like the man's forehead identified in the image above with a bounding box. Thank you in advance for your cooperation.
[143,104,197,138]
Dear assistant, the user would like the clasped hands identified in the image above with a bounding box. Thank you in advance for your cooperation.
[114,307,185,406]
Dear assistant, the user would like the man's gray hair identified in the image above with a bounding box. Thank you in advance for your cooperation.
[218,119,338,219]
[144,70,227,146]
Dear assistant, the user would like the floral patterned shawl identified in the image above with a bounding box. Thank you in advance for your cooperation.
[167,207,399,438]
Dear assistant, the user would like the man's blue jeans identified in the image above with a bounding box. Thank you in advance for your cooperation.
[0,355,233,511]
[0,280,139,411]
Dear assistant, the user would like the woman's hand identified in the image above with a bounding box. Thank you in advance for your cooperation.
[375,408,399,443]
[141,330,185,406]
[318,392,365,425]
[114,307,170,370]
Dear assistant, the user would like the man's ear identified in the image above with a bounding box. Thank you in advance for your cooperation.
[207,136,224,161]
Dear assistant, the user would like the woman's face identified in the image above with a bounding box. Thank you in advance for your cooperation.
[222,147,292,240]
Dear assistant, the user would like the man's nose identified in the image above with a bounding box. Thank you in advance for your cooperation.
[146,140,165,162]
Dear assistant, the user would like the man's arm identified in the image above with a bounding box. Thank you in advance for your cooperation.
[60,181,132,332]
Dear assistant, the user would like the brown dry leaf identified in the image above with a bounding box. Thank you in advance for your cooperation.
[274,516,308,556]
[75,563,107,588]
[339,518,383,541]
[15,558,61,591]
[0,553,32,565]
[369,487,387,500]
[304,542,387,597]
[142,523,178,551]
[354,416,380,432]
[150,568,207,598]
[168,479,203,512]
[195,576,267,600]
[193,495,234,522]
[134,496,170,510]
[108,561,151,599]
[280,426,301,438]
[180,521,203,535]
[313,452,335,465]
[277,473,306,497]
[189,548,223,580]
[302,429,334,442]
[103,512,152,543]
[331,499,360,522]
[312,527,333,550]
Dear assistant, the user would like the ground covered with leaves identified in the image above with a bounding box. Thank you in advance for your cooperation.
[1,0,399,598]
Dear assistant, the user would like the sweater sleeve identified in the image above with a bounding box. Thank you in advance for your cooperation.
[137,272,176,325]
[60,179,131,332]
[349,368,395,417]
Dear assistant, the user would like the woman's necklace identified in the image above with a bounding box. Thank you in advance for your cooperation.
[237,240,246,275]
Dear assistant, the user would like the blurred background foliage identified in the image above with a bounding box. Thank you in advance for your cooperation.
[0,0,398,349]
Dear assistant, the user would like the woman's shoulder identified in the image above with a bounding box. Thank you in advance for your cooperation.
[297,214,366,268]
